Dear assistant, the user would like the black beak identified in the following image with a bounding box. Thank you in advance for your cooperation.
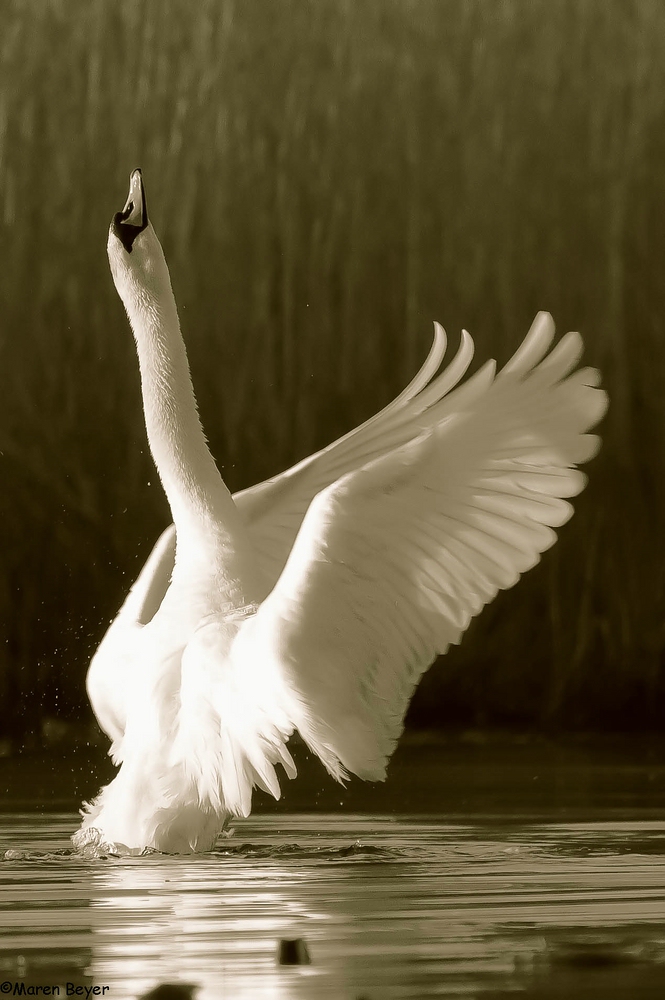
[111,168,149,252]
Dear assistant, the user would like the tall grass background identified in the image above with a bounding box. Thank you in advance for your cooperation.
[0,0,663,742]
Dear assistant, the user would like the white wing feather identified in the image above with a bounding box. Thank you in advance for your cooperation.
[240,314,607,785]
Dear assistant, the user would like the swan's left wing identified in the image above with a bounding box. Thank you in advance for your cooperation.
[243,329,607,783]
[233,322,483,587]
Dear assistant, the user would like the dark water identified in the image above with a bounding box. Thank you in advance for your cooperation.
[1,812,665,999]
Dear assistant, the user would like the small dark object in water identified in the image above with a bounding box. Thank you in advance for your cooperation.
[278,937,311,965]
[139,985,198,1000]
[550,936,645,969]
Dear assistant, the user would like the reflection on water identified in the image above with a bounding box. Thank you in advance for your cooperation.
[1,814,665,998]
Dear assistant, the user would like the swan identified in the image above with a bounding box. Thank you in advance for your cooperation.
[73,169,607,854]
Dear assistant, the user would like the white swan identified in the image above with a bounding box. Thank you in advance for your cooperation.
[73,169,607,854]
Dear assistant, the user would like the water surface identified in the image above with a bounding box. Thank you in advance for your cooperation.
[2,812,665,999]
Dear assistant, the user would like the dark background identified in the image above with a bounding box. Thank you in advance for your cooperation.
[0,0,663,745]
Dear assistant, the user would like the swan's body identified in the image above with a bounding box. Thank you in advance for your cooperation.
[73,170,607,854]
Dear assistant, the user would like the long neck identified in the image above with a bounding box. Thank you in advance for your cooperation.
[124,270,245,558]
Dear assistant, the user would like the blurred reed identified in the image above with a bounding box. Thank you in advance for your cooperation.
[0,0,664,740]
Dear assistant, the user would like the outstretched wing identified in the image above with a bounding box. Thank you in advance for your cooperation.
[243,314,607,784]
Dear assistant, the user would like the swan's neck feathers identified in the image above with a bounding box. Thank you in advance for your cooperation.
[122,260,243,554]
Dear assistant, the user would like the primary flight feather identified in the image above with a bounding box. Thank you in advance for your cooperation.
[73,169,607,854]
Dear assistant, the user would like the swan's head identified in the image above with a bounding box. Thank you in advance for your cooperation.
[108,169,172,307]
[111,167,149,252]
